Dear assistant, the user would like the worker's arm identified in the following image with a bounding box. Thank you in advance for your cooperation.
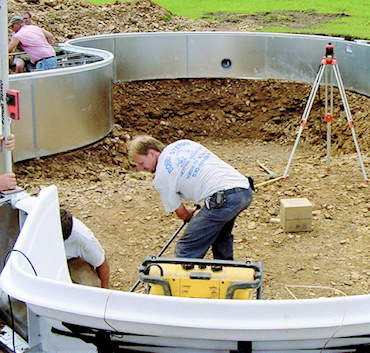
[8,37,20,53]
[175,204,197,221]
[42,28,53,44]
[96,258,110,289]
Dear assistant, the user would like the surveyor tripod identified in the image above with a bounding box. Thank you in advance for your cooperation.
[282,43,369,184]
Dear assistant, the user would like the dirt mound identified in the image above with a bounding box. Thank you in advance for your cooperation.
[7,0,258,42]
[201,10,348,33]
[115,78,370,155]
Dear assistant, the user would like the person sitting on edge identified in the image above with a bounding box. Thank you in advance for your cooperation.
[0,134,16,192]
[60,208,110,288]
[128,135,253,260]
[8,15,57,71]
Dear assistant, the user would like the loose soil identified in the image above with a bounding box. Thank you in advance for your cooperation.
[7,0,370,301]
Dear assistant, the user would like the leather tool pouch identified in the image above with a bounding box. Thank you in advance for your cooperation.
[212,190,226,209]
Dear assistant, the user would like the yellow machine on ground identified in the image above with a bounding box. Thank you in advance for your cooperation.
[138,256,263,300]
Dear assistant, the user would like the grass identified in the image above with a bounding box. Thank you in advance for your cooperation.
[86,0,370,39]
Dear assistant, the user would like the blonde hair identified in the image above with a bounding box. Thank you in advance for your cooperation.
[128,135,165,158]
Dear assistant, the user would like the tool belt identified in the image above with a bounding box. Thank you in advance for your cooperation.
[205,187,248,210]
[205,176,254,210]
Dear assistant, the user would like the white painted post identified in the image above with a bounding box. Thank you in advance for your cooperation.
[0,0,13,174]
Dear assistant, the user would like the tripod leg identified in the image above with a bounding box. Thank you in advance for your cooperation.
[325,64,334,171]
[283,64,326,180]
[333,64,369,184]
[326,122,331,171]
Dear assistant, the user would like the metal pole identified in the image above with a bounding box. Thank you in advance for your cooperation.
[128,220,187,293]
[0,0,13,174]
[325,63,333,171]
[129,205,200,292]
[329,64,334,169]
[324,63,329,170]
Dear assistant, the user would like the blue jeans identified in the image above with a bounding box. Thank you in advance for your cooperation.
[36,56,57,70]
[174,187,253,260]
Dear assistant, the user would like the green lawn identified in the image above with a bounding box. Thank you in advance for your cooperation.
[89,0,370,39]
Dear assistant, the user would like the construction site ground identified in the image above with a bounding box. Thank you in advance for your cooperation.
[14,77,370,301]
[4,0,370,311]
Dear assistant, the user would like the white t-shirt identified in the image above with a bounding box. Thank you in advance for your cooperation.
[154,140,250,213]
[64,218,105,268]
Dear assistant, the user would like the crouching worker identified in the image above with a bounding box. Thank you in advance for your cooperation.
[60,208,110,288]
[129,135,253,260]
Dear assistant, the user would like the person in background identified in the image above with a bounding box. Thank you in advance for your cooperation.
[0,134,16,192]
[11,12,35,73]
[128,135,253,260]
[8,15,56,71]
[60,208,110,288]
[22,12,32,25]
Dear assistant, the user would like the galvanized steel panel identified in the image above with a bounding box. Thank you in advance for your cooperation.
[264,34,337,83]
[333,41,370,95]
[115,33,188,81]
[186,32,266,79]
[68,36,117,80]
[33,68,112,157]
[6,79,35,162]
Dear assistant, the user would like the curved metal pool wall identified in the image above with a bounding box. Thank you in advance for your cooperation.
[6,45,114,167]
[69,32,370,96]
[6,32,370,170]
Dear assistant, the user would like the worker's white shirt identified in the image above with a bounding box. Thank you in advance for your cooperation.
[154,140,250,213]
[64,218,105,268]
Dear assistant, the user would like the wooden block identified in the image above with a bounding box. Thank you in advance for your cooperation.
[282,218,312,232]
[280,198,312,232]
